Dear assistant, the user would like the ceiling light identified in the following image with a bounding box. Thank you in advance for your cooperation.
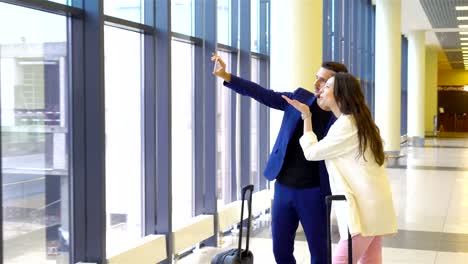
[458,17,468,20]
[462,47,468,49]
[461,38,468,40]
[462,43,468,45]
[459,25,468,28]
[465,85,468,91]
[456,6,468,10]
[460,31,468,35]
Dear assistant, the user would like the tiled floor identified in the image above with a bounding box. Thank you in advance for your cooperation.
[180,136,468,263]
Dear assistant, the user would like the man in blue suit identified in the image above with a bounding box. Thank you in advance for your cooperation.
[212,54,348,264]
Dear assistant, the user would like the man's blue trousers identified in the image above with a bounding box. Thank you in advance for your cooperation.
[271,181,328,264]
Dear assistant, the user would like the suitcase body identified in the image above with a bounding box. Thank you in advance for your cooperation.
[326,195,352,264]
[211,185,254,264]
[210,248,253,264]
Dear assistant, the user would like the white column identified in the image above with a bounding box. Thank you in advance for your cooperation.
[407,30,426,146]
[375,0,401,154]
[270,0,323,150]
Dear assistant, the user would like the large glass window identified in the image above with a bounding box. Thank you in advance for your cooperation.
[217,0,232,46]
[1,3,70,263]
[172,0,194,36]
[104,0,144,24]
[216,51,232,207]
[323,0,375,110]
[250,58,260,188]
[171,39,195,229]
[104,26,143,256]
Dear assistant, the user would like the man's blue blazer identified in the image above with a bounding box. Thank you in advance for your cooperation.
[224,75,333,197]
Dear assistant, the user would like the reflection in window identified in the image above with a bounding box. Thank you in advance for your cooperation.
[104,0,143,24]
[104,26,143,256]
[0,3,70,263]
[217,0,231,46]
[171,40,194,229]
[215,51,232,207]
[172,0,194,36]
[250,58,260,189]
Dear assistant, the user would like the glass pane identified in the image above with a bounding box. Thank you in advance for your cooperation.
[217,0,231,46]
[171,40,194,229]
[104,26,143,256]
[104,0,144,24]
[171,0,194,36]
[251,0,259,52]
[250,58,260,188]
[47,0,69,5]
[216,51,232,207]
[1,3,70,263]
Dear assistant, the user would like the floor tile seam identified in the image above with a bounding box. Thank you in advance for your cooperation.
[386,165,468,171]
[415,146,468,149]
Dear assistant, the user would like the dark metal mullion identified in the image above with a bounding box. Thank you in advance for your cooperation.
[217,43,237,53]
[353,0,360,77]
[0,0,83,17]
[370,4,376,116]
[367,1,373,112]
[204,0,218,234]
[69,0,85,261]
[251,51,268,60]
[104,15,154,34]
[230,0,239,202]
[333,0,342,61]
[239,0,251,189]
[154,0,172,262]
[343,0,351,69]
[257,0,269,191]
[193,0,217,247]
[258,58,269,191]
[82,0,106,262]
[171,32,203,45]
[193,0,204,224]
[259,0,267,55]
[143,0,156,237]
[401,36,408,136]
[322,0,330,61]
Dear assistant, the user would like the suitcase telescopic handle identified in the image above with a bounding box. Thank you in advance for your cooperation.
[325,195,352,264]
[238,184,254,257]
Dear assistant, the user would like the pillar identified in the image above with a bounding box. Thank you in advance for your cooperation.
[375,0,402,154]
[407,30,426,146]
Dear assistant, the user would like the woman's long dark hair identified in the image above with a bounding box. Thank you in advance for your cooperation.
[333,73,385,166]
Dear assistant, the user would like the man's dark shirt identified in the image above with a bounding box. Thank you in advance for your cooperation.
[276,101,332,189]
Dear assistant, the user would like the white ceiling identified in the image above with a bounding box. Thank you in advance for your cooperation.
[400,0,459,70]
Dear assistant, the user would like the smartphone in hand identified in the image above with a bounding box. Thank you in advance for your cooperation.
[213,58,222,72]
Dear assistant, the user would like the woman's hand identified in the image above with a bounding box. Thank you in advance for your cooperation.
[211,53,231,82]
[281,95,311,116]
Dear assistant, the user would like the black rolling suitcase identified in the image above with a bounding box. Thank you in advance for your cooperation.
[325,195,352,264]
[211,184,254,264]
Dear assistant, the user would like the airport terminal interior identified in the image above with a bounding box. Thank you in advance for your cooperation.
[0,0,467,264]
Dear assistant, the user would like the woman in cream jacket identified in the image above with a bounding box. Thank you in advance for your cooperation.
[283,72,397,264]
